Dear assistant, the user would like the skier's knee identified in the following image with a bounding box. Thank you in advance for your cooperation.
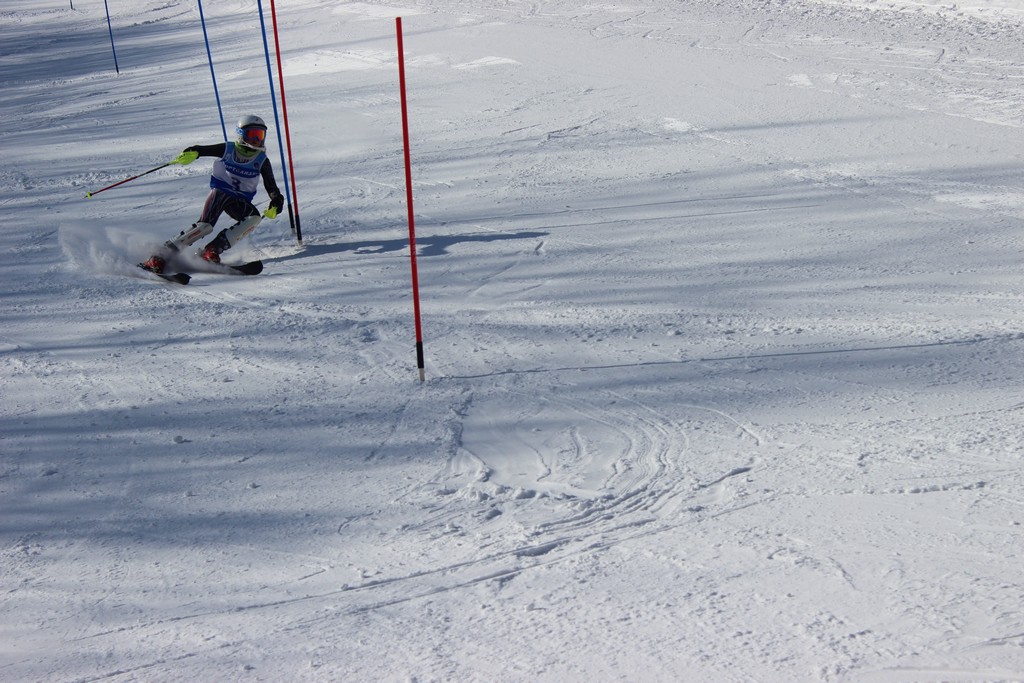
[223,215,262,246]
[168,221,213,249]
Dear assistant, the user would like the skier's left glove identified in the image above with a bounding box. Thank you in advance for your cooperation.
[264,192,284,219]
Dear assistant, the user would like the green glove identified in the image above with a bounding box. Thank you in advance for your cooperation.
[263,193,284,219]
[174,150,199,165]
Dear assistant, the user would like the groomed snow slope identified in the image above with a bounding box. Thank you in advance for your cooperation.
[3,0,1024,681]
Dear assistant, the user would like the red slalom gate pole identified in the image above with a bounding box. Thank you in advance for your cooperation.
[396,17,426,382]
[268,0,302,243]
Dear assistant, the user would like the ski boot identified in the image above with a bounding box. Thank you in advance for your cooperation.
[140,254,167,273]
[139,241,179,274]
[201,230,231,264]
[141,222,213,273]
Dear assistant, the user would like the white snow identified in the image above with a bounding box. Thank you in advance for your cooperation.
[3,0,1024,681]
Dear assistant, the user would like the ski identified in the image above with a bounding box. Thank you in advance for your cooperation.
[183,259,264,276]
[209,259,263,276]
[136,260,262,285]
[137,263,191,285]
[155,271,192,285]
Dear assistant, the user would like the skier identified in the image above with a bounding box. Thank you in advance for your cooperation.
[141,114,285,273]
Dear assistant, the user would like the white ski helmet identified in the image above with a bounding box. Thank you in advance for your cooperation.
[235,114,267,152]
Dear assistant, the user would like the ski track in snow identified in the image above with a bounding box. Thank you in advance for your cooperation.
[3,0,1024,681]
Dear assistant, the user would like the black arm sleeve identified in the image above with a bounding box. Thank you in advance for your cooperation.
[260,158,282,198]
[185,143,227,157]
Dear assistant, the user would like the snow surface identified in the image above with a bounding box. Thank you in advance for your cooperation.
[3,0,1024,680]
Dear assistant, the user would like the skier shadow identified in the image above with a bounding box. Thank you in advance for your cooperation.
[276,230,549,261]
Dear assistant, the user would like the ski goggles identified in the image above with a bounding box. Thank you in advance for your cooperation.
[238,126,266,147]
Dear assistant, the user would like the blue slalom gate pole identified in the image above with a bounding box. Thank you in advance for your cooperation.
[103,0,120,74]
[197,0,227,141]
[255,0,296,239]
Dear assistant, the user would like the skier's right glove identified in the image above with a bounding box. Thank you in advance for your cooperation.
[174,149,199,165]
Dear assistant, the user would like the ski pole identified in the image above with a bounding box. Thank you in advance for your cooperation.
[84,152,196,198]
